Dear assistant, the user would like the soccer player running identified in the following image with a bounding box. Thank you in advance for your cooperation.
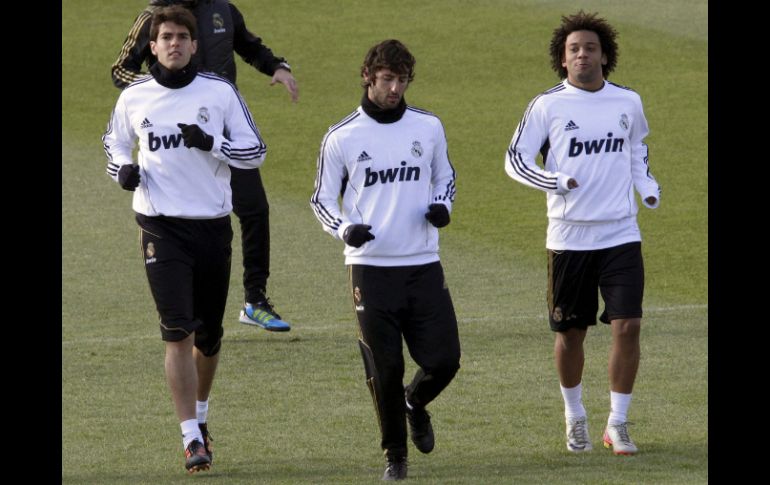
[311,39,461,481]
[112,0,298,332]
[504,11,660,455]
[103,5,266,472]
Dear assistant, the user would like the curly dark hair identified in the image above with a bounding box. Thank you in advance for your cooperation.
[549,11,618,79]
[360,39,415,88]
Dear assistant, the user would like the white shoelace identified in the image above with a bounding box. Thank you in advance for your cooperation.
[569,419,589,444]
[612,422,634,444]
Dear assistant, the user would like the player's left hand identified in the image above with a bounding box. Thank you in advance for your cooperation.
[177,123,213,151]
[271,68,299,103]
[425,203,450,228]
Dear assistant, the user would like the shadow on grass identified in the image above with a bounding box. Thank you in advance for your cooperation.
[64,439,707,484]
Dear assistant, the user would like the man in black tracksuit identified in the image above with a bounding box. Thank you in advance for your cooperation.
[112,0,296,331]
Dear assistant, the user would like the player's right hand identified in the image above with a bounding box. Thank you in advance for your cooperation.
[343,224,375,248]
[118,164,140,191]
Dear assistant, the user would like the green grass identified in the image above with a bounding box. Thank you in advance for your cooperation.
[63,1,707,483]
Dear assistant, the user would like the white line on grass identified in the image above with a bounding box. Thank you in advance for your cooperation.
[62,303,707,346]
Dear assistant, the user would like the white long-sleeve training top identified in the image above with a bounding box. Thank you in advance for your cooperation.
[103,72,266,218]
[505,79,661,250]
[311,105,456,266]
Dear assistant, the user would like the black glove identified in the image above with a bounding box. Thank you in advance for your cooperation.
[117,164,140,191]
[343,224,375,248]
[177,123,213,151]
[425,203,450,228]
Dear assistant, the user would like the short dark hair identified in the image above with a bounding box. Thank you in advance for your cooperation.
[360,39,415,88]
[150,5,197,42]
[549,11,618,79]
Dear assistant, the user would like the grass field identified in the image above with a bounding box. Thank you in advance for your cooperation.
[62,1,707,483]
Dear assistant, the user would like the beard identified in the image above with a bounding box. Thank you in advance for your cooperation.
[574,67,603,85]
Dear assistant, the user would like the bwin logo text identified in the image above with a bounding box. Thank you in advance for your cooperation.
[568,132,624,157]
[364,161,420,187]
[148,132,183,152]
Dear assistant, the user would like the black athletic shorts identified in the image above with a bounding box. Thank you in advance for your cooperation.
[547,241,644,332]
[136,214,232,354]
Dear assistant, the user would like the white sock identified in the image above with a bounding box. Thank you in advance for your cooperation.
[608,391,632,425]
[196,399,209,424]
[561,382,587,419]
[181,418,203,449]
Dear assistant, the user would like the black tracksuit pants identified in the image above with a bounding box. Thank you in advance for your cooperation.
[350,262,461,460]
[230,166,270,303]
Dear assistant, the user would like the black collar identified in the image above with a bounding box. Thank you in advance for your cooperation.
[150,60,198,89]
[361,92,407,124]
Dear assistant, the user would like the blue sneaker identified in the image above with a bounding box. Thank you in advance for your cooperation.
[239,299,291,332]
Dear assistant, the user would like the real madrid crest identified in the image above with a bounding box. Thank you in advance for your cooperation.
[353,286,365,312]
[411,141,423,158]
[212,13,226,33]
[552,306,563,323]
[619,114,629,131]
[197,108,210,124]
[213,13,224,29]
[146,242,155,258]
